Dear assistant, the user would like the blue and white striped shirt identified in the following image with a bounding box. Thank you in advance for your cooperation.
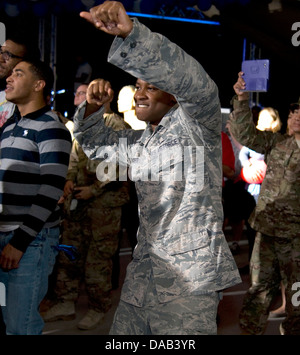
[0,105,72,252]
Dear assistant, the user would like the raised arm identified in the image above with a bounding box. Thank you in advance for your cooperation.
[80,1,220,131]
[80,1,133,38]
[229,72,282,156]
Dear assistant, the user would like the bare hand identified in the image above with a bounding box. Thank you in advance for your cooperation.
[233,72,249,101]
[0,243,23,270]
[73,186,93,200]
[57,195,65,204]
[64,180,75,196]
[86,79,114,107]
[80,1,133,38]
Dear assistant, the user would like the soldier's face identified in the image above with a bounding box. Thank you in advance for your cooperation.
[134,79,176,127]
[289,107,300,137]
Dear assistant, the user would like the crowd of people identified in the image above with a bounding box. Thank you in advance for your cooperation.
[0,1,299,336]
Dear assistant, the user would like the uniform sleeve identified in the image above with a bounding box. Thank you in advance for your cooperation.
[66,140,80,181]
[73,103,143,164]
[229,96,281,157]
[107,18,220,132]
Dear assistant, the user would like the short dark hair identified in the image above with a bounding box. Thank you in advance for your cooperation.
[6,31,41,61]
[289,103,299,113]
[24,59,54,100]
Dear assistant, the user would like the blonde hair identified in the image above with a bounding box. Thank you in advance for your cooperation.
[117,85,136,113]
[256,107,282,133]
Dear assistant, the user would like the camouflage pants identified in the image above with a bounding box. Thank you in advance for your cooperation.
[110,274,220,335]
[54,206,122,313]
[239,232,300,335]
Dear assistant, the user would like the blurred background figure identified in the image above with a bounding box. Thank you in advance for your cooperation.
[41,80,130,331]
[74,84,88,107]
[74,54,92,92]
[117,85,146,130]
[256,107,282,133]
[240,106,282,203]
[268,103,296,320]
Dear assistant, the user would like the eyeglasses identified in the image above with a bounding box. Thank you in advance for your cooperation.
[74,91,87,96]
[0,46,24,62]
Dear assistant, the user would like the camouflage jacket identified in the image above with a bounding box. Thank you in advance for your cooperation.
[74,19,241,306]
[230,97,300,238]
[64,112,130,217]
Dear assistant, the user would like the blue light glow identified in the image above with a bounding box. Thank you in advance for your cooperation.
[127,11,220,25]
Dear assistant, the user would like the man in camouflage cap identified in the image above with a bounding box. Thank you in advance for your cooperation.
[230,72,300,335]
[73,1,241,335]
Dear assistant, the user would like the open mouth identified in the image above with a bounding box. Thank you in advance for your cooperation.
[5,85,13,93]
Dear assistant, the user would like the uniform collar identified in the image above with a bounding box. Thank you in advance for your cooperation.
[13,105,50,121]
[23,105,50,119]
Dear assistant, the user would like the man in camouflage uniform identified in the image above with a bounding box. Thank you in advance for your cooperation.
[230,72,300,335]
[73,1,241,335]
[42,87,130,330]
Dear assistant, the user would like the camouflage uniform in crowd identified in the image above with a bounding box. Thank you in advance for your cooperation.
[230,97,300,335]
[54,112,130,314]
[74,18,241,335]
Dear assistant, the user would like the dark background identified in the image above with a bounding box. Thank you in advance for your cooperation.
[1,0,299,131]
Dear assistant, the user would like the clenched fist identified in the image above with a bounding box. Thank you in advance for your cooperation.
[86,78,114,107]
[80,1,133,38]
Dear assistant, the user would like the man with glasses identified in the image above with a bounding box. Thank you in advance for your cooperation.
[0,33,40,127]
[74,84,88,107]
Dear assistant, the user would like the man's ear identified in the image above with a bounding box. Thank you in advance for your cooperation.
[169,95,177,106]
[34,80,46,93]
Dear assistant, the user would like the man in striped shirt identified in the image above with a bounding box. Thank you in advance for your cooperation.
[0,33,41,127]
[0,59,72,334]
